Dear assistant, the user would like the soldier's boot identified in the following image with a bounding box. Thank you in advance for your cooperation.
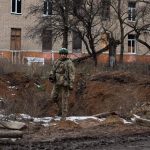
[57,110,62,117]
[61,106,68,120]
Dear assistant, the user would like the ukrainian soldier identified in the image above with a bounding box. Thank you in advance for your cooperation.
[49,48,75,119]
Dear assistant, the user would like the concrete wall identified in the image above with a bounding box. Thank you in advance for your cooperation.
[0,0,41,51]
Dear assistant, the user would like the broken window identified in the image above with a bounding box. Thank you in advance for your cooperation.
[11,0,21,14]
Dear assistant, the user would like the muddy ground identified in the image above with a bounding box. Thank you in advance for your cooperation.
[0,123,150,150]
[0,69,150,149]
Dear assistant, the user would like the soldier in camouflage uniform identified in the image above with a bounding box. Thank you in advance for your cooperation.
[49,48,75,119]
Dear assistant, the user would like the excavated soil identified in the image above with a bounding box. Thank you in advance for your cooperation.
[0,70,150,149]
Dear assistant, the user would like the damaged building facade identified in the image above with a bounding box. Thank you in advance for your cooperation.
[0,0,149,64]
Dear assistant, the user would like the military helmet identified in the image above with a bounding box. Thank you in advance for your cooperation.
[59,48,68,55]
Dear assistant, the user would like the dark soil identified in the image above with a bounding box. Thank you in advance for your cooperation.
[0,124,150,150]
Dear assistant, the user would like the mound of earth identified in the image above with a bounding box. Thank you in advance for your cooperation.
[0,71,150,118]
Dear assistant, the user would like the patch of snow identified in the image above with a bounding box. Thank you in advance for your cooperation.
[34,83,41,88]
[133,114,150,122]
[121,118,132,124]
[66,116,105,122]
[19,114,32,119]
[33,117,52,123]
[0,113,106,126]
[8,86,17,89]
[0,114,5,119]
[11,138,17,142]
[42,123,50,127]
[32,116,106,124]
[131,114,141,122]
[133,114,140,118]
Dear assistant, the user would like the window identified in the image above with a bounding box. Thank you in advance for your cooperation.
[101,0,111,20]
[11,0,21,14]
[128,34,136,53]
[10,28,21,50]
[73,0,83,15]
[42,30,52,51]
[128,2,136,21]
[43,0,52,15]
[72,32,82,53]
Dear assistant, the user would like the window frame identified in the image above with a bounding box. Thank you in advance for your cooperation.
[100,0,111,21]
[128,34,136,54]
[72,31,82,53]
[43,0,52,16]
[128,2,136,22]
[11,0,22,14]
[42,30,52,52]
[10,28,21,50]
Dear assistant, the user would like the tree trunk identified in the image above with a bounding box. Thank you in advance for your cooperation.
[119,31,124,63]
[73,45,109,63]
[62,26,68,48]
[61,0,69,48]
[118,0,124,63]
[109,38,117,68]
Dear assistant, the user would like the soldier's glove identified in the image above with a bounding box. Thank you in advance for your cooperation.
[69,84,73,90]
[49,74,56,83]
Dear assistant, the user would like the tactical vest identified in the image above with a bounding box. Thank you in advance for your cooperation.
[55,59,70,86]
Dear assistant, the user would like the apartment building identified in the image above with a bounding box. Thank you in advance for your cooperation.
[0,0,84,64]
[0,0,149,64]
[0,0,40,63]
[101,0,150,63]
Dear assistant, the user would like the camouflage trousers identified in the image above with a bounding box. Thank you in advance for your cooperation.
[50,84,70,118]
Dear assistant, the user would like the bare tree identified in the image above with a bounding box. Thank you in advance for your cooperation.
[27,0,150,66]
[27,0,73,49]
[27,0,111,66]
[124,0,150,54]
[102,0,150,63]
[69,0,108,66]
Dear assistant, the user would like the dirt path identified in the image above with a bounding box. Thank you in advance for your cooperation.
[0,123,150,150]
[0,132,150,150]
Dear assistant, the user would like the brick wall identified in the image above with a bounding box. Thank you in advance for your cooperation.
[0,51,149,64]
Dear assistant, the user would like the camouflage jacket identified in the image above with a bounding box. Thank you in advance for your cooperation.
[49,58,75,87]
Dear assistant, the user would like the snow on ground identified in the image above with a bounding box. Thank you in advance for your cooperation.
[0,113,135,127]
